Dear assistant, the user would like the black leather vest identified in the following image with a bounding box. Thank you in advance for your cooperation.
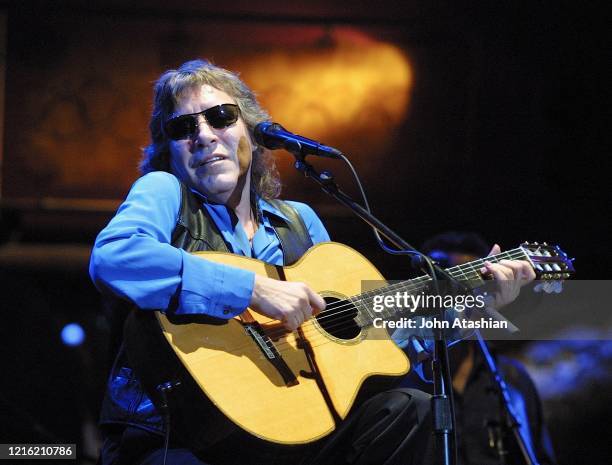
[99,182,314,434]
[171,183,313,263]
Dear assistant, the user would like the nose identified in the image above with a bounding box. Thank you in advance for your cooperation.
[191,115,217,149]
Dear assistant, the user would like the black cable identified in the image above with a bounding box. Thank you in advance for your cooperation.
[336,152,458,464]
[162,419,170,465]
[156,381,181,465]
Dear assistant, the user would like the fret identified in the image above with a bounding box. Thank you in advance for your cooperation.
[351,297,372,328]
[353,247,531,329]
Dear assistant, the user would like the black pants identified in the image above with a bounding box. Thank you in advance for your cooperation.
[100,388,434,465]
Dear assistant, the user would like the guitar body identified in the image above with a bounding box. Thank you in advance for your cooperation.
[126,242,410,446]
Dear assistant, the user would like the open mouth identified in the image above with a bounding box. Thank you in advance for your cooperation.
[199,156,225,167]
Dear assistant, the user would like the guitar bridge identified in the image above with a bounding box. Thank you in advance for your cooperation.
[244,324,276,360]
[243,321,299,387]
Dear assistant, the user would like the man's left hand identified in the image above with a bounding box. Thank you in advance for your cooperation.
[480,244,536,308]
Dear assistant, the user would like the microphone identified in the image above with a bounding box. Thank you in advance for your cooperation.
[254,122,343,159]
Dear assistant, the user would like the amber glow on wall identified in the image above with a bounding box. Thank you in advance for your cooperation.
[236,29,413,179]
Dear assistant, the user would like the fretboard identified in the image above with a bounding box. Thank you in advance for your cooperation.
[349,247,529,328]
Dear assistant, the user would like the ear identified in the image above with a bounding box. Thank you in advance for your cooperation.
[249,133,259,152]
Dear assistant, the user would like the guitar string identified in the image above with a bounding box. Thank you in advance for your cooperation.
[309,245,567,345]
[256,248,528,344]
[290,248,560,352]
[295,249,526,327]
[201,249,529,356]
[264,250,533,358]
[186,249,530,359]
[297,248,528,353]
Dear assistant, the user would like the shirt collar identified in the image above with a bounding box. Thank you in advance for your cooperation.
[257,197,290,223]
[190,187,290,224]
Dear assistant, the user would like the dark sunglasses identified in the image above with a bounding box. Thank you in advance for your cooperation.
[164,104,240,140]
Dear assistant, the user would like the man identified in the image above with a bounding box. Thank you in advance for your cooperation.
[90,60,534,465]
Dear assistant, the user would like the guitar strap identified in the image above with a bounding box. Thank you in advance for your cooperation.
[171,182,314,266]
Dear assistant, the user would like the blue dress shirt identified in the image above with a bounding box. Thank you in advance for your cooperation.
[89,171,330,318]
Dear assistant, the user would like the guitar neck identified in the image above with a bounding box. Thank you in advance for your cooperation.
[351,247,530,328]
[444,247,529,288]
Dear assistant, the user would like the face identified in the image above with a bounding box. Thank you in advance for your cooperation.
[168,85,254,205]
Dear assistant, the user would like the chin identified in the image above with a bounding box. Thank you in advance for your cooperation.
[198,178,238,199]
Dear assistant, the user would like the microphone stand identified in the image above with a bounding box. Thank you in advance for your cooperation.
[475,331,540,465]
[291,154,467,465]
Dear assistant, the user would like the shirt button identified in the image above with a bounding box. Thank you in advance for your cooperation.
[222,306,231,315]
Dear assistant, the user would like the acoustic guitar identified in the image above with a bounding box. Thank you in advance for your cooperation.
[124,241,573,448]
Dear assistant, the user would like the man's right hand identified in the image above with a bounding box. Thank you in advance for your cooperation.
[249,275,326,331]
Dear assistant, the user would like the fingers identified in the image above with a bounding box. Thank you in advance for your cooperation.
[299,302,312,325]
[286,313,303,331]
[481,261,514,281]
[249,276,323,331]
[487,243,502,257]
[306,287,326,315]
[499,259,536,282]
[481,259,535,283]
[519,261,536,282]
[292,284,325,327]
[283,283,325,330]
[484,244,535,283]
[493,260,522,280]
[479,247,534,309]
[280,300,305,331]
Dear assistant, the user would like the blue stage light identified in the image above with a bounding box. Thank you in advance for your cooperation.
[61,323,85,346]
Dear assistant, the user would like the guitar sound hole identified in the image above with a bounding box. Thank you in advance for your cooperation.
[315,297,361,340]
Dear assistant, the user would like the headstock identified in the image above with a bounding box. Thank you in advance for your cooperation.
[520,242,575,281]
